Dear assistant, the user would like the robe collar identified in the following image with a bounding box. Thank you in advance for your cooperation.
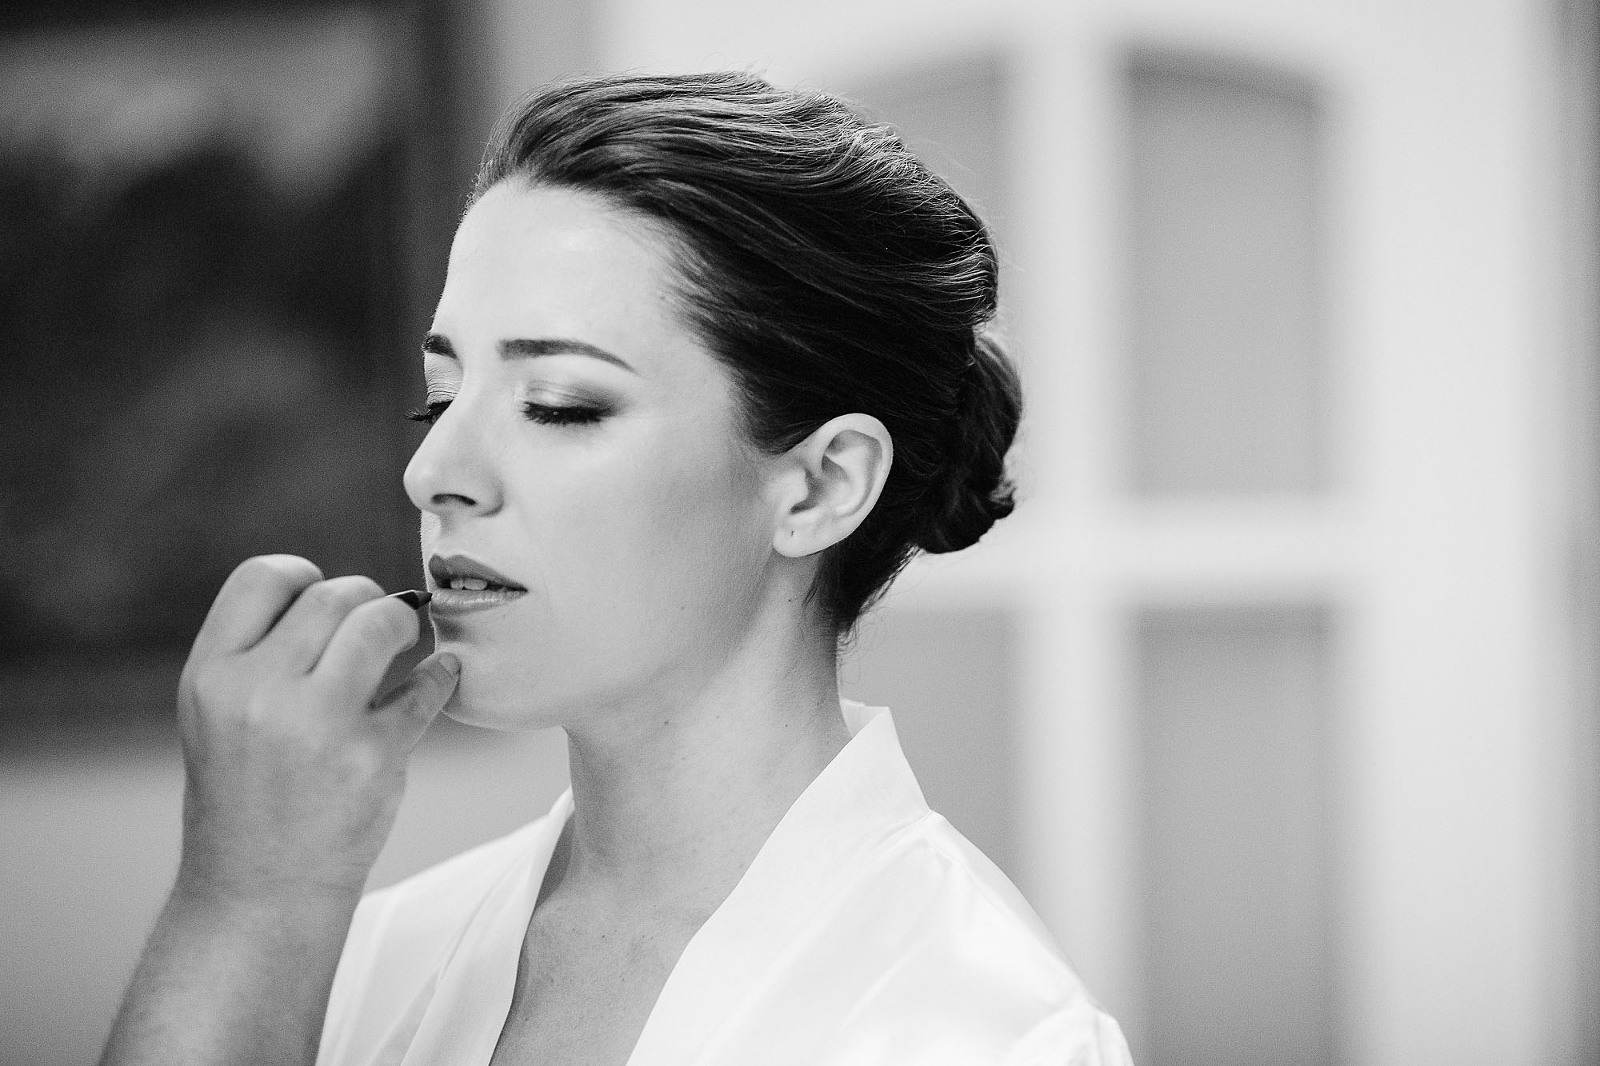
[397,700,927,1066]
[629,700,929,1064]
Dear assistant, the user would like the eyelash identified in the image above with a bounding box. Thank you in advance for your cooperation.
[404,400,608,427]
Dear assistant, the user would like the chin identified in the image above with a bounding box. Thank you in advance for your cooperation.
[430,622,657,731]
[435,650,559,731]
[441,690,557,732]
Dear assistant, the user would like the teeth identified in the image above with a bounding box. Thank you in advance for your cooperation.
[450,576,490,591]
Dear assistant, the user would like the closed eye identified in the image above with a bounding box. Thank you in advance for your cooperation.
[524,402,608,426]
[405,399,451,425]
[406,399,609,427]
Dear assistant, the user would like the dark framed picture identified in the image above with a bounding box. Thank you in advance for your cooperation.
[0,3,467,741]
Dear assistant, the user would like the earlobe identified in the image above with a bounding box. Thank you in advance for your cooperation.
[772,414,892,558]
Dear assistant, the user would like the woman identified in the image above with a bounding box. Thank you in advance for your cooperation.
[102,72,1131,1066]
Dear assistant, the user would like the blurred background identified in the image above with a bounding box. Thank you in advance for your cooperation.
[1,0,1595,1063]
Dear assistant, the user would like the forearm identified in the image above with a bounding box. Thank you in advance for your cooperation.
[100,881,359,1066]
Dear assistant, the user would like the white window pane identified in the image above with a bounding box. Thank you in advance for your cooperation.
[1135,604,1337,1066]
[1127,56,1327,495]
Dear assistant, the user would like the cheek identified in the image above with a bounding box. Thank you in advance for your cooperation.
[435,427,769,725]
[535,434,768,636]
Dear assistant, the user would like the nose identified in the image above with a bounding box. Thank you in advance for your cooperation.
[403,397,502,519]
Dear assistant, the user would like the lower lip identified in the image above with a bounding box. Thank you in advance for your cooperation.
[428,587,526,614]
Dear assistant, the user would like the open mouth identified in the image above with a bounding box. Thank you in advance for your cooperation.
[427,553,528,593]
[426,553,528,615]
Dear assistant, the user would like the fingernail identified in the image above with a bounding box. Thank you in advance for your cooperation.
[438,653,461,677]
[388,589,432,610]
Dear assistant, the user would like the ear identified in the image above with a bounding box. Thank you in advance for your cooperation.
[770,414,894,558]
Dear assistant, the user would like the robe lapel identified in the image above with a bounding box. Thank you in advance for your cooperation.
[398,790,572,1066]
[625,702,928,1066]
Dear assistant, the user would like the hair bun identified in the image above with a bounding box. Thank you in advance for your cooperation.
[916,333,1022,554]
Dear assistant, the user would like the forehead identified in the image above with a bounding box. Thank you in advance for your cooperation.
[433,182,699,376]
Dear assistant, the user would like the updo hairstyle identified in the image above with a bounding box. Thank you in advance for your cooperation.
[474,71,1021,634]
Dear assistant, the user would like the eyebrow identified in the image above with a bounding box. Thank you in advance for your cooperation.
[422,333,637,374]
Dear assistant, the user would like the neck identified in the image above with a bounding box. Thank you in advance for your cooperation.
[547,613,851,923]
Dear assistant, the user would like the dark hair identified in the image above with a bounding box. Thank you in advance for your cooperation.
[475,71,1021,634]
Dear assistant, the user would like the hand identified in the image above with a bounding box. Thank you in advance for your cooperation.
[173,555,459,907]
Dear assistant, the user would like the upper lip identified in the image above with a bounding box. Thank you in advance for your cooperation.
[427,553,528,592]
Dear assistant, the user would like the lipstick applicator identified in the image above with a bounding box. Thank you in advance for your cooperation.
[387,589,433,610]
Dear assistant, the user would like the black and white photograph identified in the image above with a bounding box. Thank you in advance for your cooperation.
[2,1,1597,1064]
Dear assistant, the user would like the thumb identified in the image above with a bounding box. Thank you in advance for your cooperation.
[374,651,460,749]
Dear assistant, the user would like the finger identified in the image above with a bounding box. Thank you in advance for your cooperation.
[188,555,324,660]
[312,593,425,704]
[255,575,387,674]
[373,652,460,751]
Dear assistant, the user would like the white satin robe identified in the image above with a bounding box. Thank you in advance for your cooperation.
[317,701,1132,1065]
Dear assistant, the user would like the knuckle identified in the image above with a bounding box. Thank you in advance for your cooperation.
[236,554,323,592]
[188,659,237,711]
[305,576,384,615]
[241,683,303,735]
[340,575,386,601]
[296,580,342,612]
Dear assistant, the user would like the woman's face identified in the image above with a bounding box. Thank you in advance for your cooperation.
[402,181,781,729]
